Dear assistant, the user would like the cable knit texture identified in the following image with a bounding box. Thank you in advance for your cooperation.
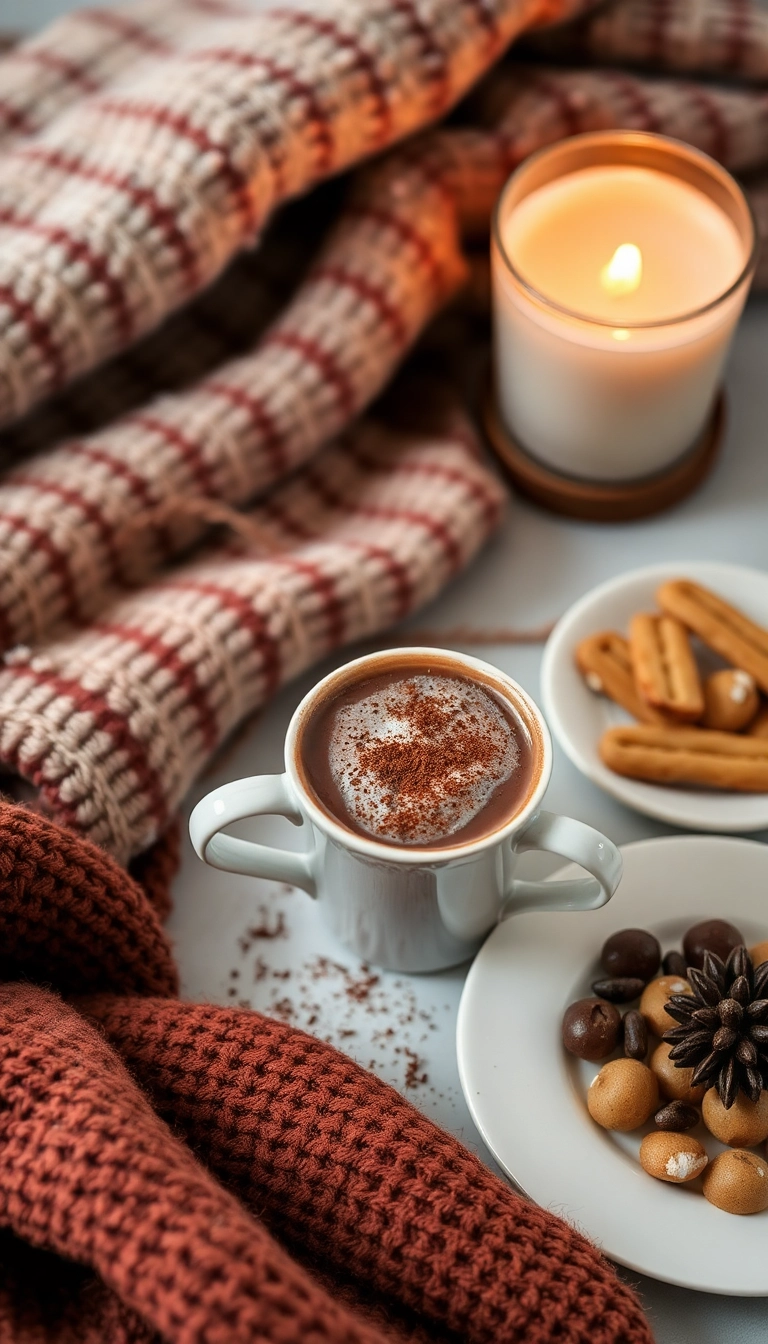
[0,800,654,1344]
[0,407,506,862]
[0,0,598,427]
[525,0,768,79]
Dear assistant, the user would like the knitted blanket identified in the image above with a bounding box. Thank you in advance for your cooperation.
[0,800,654,1344]
[0,0,767,857]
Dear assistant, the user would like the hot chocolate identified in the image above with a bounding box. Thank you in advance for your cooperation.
[297,656,538,848]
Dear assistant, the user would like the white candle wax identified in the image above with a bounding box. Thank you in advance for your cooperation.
[493,152,753,481]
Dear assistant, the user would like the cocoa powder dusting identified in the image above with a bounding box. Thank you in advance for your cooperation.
[302,663,535,848]
[350,679,511,842]
[404,1048,428,1090]
[223,886,466,1102]
[237,907,287,949]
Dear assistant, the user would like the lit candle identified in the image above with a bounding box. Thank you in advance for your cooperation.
[492,133,756,482]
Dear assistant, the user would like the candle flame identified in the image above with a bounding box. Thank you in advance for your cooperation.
[600,243,642,297]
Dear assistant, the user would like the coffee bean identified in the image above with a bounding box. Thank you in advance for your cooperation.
[663,950,688,978]
[654,1100,700,1132]
[591,976,646,1003]
[622,1010,648,1061]
[601,929,661,983]
[562,997,621,1061]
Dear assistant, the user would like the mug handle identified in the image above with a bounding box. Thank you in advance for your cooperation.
[500,810,621,919]
[189,775,317,896]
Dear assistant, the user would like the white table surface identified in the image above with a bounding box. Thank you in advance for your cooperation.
[172,297,768,1344]
[15,1,768,1337]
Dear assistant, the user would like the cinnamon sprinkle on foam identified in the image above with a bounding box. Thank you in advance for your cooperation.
[328,675,518,844]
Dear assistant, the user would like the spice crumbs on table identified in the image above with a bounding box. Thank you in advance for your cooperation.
[227,888,446,1098]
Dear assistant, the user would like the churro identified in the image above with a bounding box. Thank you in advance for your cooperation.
[747,703,768,739]
[658,580,768,694]
[600,725,768,792]
[629,613,703,721]
[575,632,675,726]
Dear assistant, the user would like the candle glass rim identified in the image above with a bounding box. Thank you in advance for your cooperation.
[492,130,758,331]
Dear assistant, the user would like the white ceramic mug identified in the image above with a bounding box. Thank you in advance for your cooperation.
[189,649,622,971]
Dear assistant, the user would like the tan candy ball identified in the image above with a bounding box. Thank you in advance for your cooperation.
[702,1088,768,1147]
[749,940,768,969]
[702,669,759,732]
[640,975,693,1038]
[702,1150,768,1215]
[587,1058,659,1132]
[650,1042,705,1105]
[640,1131,708,1184]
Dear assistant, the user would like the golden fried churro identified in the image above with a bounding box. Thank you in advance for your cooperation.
[575,632,676,725]
[629,613,704,721]
[747,703,768,739]
[600,725,768,791]
[658,580,768,694]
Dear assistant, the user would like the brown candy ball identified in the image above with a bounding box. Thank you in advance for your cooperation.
[702,1150,768,1215]
[683,919,744,971]
[600,929,661,984]
[650,1042,705,1105]
[702,1088,768,1148]
[587,1058,659,1132]
[639,975,693,1038]
[640,1131,708,1184]
[702,669,759,733]
[749,940,768,970]
[562,997,621,1061]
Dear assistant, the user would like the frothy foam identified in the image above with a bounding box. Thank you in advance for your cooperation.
[327,674,520,845]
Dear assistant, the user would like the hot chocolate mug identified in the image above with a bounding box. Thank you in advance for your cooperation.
[190,648,622,971]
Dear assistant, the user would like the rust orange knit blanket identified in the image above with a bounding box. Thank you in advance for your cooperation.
[0,800,654,1344]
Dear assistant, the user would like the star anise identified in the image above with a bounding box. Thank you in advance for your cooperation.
[663,946,768,1109]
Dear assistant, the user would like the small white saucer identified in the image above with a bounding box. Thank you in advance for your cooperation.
[541,560,768,832]
[457,835,768,1295]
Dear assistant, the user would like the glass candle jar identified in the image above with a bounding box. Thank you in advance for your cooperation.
[492,132,757,482]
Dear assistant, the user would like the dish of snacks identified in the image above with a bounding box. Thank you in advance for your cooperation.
[568,920,768,1217]
[541,561,768,830]
[457,835,768,1293]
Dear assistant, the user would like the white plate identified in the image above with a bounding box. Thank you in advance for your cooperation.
[541,560,768,832]
[457,835,768,1295]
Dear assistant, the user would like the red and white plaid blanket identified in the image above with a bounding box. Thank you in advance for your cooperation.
[0,0,766,859]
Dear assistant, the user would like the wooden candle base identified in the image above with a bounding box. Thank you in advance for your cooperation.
[482,388,724,523]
